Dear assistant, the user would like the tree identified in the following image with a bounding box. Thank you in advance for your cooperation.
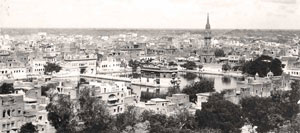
[214,49,225,57]
[41,83,57,96]
[140,110,197,133]
[242,55,283,77]
[277,114,300,132]
[195,93,244,133]
[241,89,299,133]
[270,58,283,76]
[44,62,62,75]
[222,63,231,72]
[129,59,140,72]
[182,72,198,81]
[115,106,139,132]
[181,61,197,70]
[182,79,214,103]
[0,83,14,94]
[77,88,114,132]
[20,122,38,133]
[46,95,77,133]
[168,61,178,66]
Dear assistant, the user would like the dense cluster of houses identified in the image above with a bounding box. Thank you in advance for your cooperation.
[0,20,300,133]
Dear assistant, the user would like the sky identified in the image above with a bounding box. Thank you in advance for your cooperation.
[0,0,299,29]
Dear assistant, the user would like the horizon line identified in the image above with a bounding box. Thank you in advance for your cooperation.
[1,27,300,31]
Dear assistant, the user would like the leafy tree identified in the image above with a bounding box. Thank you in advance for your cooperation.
[115,106,139,132]
[0,83,14,94]
[41,83,57,96]
[270,58,283,76]
[242,55,283,77]
[241,88,299,133]
[168,61,178,66]
[181,61,197,70]
[182,72,197,81]
[78,88,114,132]
[129,59,140,72]
[20,122,38,133]
[140,111,168,133]
[241,97,282,133]
[140,110,197,133]
[195,93,244,133]
[46,95,77,133]
[222,63,231,72]
[182,79,214,103]
[214,49,225,57]
[277,114,300,132]
[44,62,62,75]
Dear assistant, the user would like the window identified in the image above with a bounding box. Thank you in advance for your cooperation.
[3,110,6,118]
[7,110,10,116]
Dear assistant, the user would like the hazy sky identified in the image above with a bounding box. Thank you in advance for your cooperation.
[0,0,299,29]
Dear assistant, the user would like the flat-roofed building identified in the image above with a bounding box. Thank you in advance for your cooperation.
[0,94,25,133]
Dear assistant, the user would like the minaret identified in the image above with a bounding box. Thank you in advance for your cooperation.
[204,13,212,47]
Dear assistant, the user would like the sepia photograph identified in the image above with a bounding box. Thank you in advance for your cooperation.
[0,0,300,133]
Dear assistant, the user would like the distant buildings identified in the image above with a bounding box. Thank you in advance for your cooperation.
[62,52,97,75]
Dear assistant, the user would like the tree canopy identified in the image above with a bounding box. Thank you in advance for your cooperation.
[195,93,244,133]
[222,63,231,72]
[242,55,283,77]
[182,72,198,81]
[181,61,197,70]
[214,49,226,57]
[241,82,300,133]
[0,83,14,94]
[46,95,77,133]
[78,88,114,132]
[20,122,38,133]
[168,61,178,66]
[44,62,62,75]
[182,79,215,103]
[128,59,140,72]
[46,88,114,133]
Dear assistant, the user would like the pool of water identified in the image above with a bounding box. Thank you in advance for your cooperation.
[179,73,239,92]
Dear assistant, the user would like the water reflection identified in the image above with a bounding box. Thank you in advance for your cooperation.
[179,72,239,92]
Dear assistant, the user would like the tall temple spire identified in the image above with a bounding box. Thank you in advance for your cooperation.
[205,13,210,30]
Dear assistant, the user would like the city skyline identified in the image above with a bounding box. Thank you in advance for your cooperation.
[0,0,299,29]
